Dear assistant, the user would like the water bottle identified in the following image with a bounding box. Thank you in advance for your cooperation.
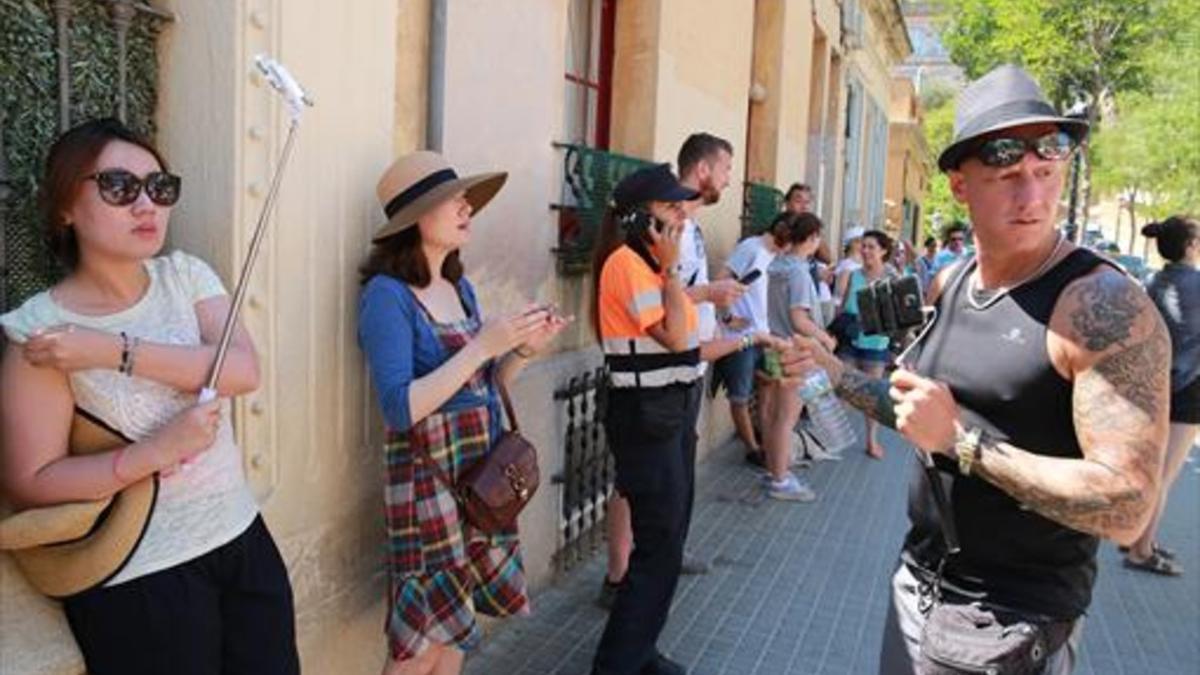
[797,369,857,453]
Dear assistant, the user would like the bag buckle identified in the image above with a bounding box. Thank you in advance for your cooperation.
[504,464,530,500]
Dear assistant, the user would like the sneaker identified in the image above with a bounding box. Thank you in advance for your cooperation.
[595,577,622,610]
[680,552,711,575]
[767,473,817,502]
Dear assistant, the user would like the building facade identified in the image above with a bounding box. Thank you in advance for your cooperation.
[885,76,931,245]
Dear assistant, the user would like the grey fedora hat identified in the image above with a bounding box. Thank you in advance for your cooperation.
[938,64,1089,172]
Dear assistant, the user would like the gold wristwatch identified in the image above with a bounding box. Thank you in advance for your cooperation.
[954,425,984,476]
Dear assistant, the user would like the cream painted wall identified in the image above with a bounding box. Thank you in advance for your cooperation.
[653,0,754,260]
[441,0,567,320]
[434,0,578,591]
[395,0,431,155]
[747,0,783,186]
[1,1,398,673]
[765,0,818,191]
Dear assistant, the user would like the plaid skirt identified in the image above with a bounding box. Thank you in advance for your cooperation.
[384,404,529,660]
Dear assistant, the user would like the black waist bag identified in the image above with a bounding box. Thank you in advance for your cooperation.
[917,602,1075,675]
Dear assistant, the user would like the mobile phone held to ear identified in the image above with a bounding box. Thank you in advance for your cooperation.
[738,268,762,286]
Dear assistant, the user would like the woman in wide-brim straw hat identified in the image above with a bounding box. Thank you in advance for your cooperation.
[358,151,568,674]
[0,118,298,673]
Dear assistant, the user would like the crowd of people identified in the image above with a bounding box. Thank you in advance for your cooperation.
[0,62,1195,675]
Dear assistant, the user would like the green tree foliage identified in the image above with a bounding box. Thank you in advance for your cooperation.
[1092,1,1199,221]
[931,0,1196,236]
[919,85,967,234]
[936,0,1158,112]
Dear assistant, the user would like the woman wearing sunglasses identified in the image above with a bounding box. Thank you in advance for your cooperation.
[0,118,298,674]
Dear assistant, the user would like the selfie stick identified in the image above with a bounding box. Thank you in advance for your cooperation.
[198,56,313,404]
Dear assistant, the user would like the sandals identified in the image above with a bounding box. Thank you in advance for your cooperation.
[1119,543,1176,560]
[1123,551,1183,576]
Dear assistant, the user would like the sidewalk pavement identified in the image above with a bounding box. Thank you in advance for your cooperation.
[466,423,1199,674]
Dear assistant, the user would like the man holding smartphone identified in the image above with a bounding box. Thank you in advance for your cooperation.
[795,64,1169,674]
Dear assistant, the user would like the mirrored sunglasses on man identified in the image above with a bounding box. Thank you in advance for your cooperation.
[970,131,1076,168]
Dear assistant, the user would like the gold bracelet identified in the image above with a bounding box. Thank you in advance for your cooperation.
[514,346,535,358]
[955,425,984,476]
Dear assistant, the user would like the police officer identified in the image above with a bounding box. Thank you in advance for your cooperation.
[588,164,703,675]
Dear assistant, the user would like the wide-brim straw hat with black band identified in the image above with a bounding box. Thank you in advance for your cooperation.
[0,410,156,598]
[373,150,508,242]
[937,64,1089,172]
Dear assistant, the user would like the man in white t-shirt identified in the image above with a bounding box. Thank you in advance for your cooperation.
[677,137,745,360]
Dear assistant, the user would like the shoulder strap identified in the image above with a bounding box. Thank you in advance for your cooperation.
[497,379,521,434]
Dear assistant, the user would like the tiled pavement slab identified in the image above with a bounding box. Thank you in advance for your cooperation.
[467,423,1199,675]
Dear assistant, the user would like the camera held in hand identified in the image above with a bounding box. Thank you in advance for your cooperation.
[856,275,925,336]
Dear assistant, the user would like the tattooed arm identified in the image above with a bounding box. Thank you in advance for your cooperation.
[891,267,1170,544]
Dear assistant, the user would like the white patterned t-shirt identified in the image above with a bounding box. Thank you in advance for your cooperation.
[0,250,259,585]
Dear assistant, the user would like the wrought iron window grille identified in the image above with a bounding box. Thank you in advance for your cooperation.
[550,142,652,275]
[741,181,785,239]
[549,366,612,573]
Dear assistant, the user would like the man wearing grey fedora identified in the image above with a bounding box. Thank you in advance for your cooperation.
[794,64,1170,673]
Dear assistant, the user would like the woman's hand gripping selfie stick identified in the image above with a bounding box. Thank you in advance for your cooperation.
[195,57,312,407]
[896,306,961,555]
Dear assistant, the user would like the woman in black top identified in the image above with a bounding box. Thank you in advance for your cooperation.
[1126,215,1200,575]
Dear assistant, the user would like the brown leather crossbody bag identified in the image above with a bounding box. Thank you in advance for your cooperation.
[416,381,539,535]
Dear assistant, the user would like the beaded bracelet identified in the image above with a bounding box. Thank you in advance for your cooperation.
[118,332,132,374]
[125,337,140,376]
[118,334,140,376]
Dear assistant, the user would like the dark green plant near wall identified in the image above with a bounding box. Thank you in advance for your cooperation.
[1,0,163,309]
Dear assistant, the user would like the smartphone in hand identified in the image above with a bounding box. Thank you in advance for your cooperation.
[738,268,762,286]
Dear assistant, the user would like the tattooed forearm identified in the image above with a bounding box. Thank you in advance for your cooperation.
[833,368,897,428]
[972,436,1155,537]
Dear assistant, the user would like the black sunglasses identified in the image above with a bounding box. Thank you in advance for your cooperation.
[86,169,182,207]
[972,131,1076,168]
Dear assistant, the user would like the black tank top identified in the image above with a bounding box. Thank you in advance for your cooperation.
[903,248,1113,620]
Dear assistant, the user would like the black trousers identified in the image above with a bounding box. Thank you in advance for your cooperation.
[63,515,300,675]
[593,383,701,675]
